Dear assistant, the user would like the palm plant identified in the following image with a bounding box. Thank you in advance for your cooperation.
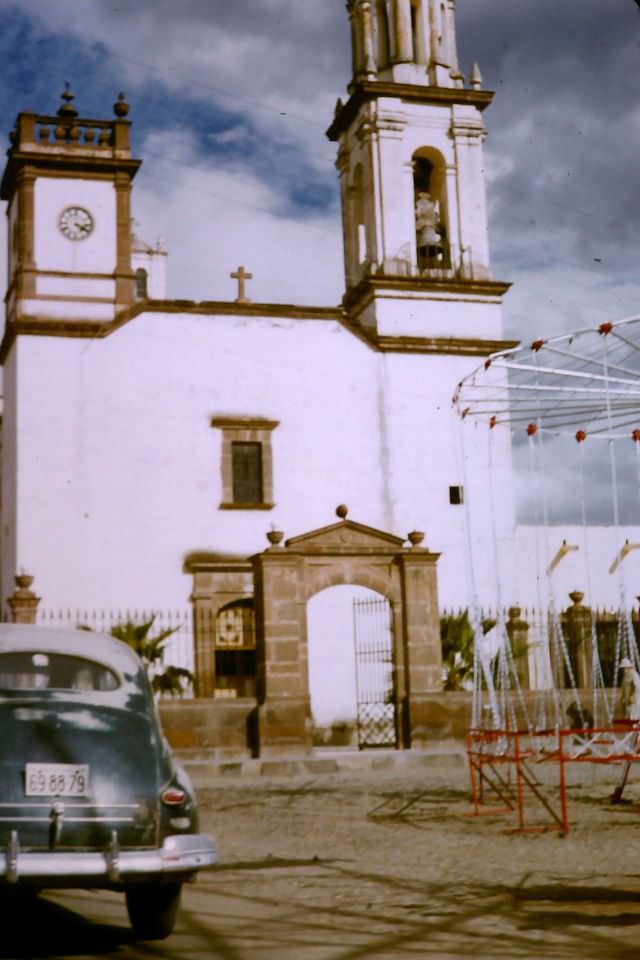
[440,611,497,691]
[109,617,193,697]
[78,616,193,697]
[440,610,475,690]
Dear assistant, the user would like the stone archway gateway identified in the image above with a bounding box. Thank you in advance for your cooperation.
[187,510,442,757]
[252,512,442,756]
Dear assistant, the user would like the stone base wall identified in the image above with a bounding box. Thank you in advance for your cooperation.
[159,690,619,759]
[416,692,472,742]
[159,698,257,759]
[420,688,622,742]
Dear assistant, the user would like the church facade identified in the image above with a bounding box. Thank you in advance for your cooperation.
[0,0,522,752]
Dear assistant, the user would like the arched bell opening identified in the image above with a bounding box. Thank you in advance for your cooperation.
[374,1,391,69]
[412,148,450,273]
[410,0,428,65]
[135,267,148,299]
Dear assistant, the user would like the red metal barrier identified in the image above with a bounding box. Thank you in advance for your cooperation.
[467,723,640,834]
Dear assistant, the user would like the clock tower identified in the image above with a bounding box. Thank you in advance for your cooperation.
[0,87,140,338]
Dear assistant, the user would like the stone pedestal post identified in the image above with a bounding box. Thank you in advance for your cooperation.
[397,534,442,748]
[7,574,41,624]
[252,540,311,757]
[506,606,530,689]
[562,591,592,689]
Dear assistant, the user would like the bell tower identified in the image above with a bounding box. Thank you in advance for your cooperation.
[1,87,140,338]
[328,0,510,351]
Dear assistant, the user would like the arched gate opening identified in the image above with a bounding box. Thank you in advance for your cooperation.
[307,584,397,750]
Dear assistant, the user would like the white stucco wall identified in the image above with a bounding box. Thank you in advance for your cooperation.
[1,307,516,613]
[372,293,504,340]
[34,177,116,275]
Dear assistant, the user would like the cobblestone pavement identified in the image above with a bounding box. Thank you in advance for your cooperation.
[3,761,640,959]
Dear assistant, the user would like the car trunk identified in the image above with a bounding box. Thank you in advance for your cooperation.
[0,699,161,850]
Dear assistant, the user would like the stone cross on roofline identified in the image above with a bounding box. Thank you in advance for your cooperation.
[230,265,252,304]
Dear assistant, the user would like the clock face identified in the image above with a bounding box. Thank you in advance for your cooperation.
[58,206,94,241]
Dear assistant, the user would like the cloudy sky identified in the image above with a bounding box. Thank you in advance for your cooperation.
[2,0,640,522]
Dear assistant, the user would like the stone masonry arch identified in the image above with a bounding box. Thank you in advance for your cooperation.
[252,514,442,756]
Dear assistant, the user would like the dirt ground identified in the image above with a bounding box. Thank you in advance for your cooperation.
[189,758,640,960]
[5,757,640,960]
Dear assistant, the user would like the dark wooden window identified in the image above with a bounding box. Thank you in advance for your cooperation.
[212,416,277,510]
[232,441,263,504]
[449,485,464,505]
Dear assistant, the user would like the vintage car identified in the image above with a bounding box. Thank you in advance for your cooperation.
[0,623,218,939]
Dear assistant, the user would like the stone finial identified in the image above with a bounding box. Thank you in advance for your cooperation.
[470,63,483,90]
[7,573,41,624]
[57,83,78,118]
[407,530,425,548]
[266,529,284,548]
[113,92,129,117]
[569,590,585,606]
[336,504,348,519]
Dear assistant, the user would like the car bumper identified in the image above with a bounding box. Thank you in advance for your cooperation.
[0,833,218,886]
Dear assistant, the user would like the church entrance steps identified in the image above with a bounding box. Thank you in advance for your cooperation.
[174,746,468,787]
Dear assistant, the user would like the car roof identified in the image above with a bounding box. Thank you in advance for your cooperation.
[0,622,144,678]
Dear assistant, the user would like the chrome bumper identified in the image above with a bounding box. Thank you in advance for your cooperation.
[0,832,218,885]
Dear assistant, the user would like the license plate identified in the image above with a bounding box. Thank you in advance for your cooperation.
[25,763,90,797]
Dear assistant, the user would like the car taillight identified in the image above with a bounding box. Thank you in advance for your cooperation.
[161,786,186,806]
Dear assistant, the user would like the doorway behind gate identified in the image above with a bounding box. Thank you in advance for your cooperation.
[307,585,397,749]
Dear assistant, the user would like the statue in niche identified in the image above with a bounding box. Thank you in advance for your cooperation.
[415,190,446,270]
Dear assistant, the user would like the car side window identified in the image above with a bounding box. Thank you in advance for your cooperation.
[0,652,119,691]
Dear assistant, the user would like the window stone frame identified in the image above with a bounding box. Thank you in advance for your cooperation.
[211,416,278,510]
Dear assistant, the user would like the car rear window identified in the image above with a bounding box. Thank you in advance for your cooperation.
[0,652,120,691]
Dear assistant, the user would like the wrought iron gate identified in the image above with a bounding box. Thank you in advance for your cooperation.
[353,597,397,748]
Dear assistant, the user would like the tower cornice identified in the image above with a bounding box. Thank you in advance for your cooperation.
[1,110,141,201]
[327,82,494,142]
[1,152,141,200]
[343,275,511,316]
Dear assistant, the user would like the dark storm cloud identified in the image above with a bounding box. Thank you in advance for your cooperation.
[455,0,640,338]
[83,0,349,105]
[513,431,640,526]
